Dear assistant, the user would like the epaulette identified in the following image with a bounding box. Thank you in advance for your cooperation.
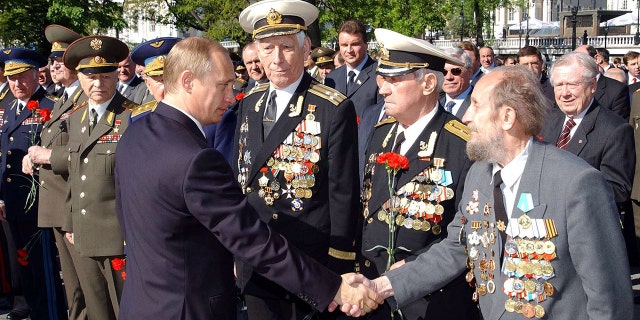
[444,119,470,142]
[245,82,269,97]
[374,116,397,128]
[0,89,7,100]
[307,82,347,106]
[131,101,157,117]
[68,100,88,115]
[122,100,138,110]
[634,87,640,95]
[47,94,60,102]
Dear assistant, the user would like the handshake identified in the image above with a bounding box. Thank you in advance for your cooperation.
[329,273,394,317]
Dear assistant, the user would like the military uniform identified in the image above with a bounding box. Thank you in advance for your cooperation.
[48,35,134,320]
[0,48,67,320]
[361,112,478,319]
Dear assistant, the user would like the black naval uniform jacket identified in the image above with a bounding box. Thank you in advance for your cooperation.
[50,93,133,257]
[361,107,480,320]
[233,73,361,299]
[0,88,54,222]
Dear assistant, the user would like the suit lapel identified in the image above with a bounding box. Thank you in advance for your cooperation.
[348,57,375,98]
[247,75,311,183]
[366,123,399,216]
[335,67,347,94]
[1,99,19,134]
[595,76,606,102]
[566,103,598,155]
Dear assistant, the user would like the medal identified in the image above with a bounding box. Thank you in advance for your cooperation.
[518,214,532,229]
[432,223,442,235]
[534,304,545,318]
[521,303,536,318]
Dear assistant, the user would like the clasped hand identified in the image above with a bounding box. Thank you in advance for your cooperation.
[328,273,383,317]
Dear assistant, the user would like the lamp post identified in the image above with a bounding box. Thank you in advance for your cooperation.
[525,8,530,47]
[460,0,464,41]
[635,0,640,45]
[571,5,578,51]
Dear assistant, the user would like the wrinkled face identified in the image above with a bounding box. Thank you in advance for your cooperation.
[628,58,640,77]
[552,65,596,117]
[189,51,236,125]
[8,69,39,100]
[462,74,505,163]
[338,32,367,68]
[257,33,309,89]
[78,70,118,104]
[38,66,51,86]
[518,55,542,79]
[441,63,471,98]
[117,58,136,82]
[145,74,164,102]
[376,72,427,126]
[243,46,266,82]
[317,64,335,81]
[51,57,76,87]
[479,47,494,68]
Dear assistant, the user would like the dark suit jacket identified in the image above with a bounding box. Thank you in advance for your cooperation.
[50,93,134,257]
[358,101,384,184]
[325,55,383,117]
[595,75,630,121]
[120,76,146,102]
[233,73,360,299]
[438,90,473,119]
[0,83,15,117]
[0,88,54,222]
[38,86,88,228]
[540,102,635,208]
[360,109,477,320]
[115,103,341,319]
[204,102,238,165]
[386,140,633,320]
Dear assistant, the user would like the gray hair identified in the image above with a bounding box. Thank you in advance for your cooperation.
[443,48,472,69]
[550,52,599,85]
[255,31,307,49]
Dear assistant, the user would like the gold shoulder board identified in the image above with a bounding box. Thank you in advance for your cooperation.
[444,119,470,142]
[131,101,157,117]
[122,100,139,110]
[634,88,640,95]
[0,89,6,100]
[245,82,269,97]
[47,94,60,102]
[374,116,396,127]
[308,82,347,106]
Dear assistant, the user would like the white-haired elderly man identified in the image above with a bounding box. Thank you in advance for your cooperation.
[438,47,474,118]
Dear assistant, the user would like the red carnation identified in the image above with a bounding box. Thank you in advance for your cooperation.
[26,100,39,112]
[39,109,51,122]
[17,249,29,266]
[376,152,409,171]
[111,258,126,271]
[235,92,245,101]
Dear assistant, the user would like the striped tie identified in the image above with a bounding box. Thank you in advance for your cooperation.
[556,118,576,150]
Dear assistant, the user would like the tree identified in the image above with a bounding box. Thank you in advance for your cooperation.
[0,0,51,53]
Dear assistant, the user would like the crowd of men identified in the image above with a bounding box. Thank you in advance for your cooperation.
[0,0,638,319]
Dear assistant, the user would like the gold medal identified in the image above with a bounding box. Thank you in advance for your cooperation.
[465,270,474,283]
[518,214,532,229]
[543,281,554,296]
[432,224,442,235]
[477,283,487,295]
[304,189,312,198]
[513,300,524,313]
[487,279,496,294]
[421,220,431,232]
[543,241,556,255]
[377,211,386,221]
[425,203,436,214]
[267,157,275,166]
[505,299,516,313]
[521,303,536,318]
[541,264,554,277]
[524,280,536,293]
[412,219,422,230]
[395,214,405,226]
[534,304,545,318]
[505,259,517,272]
[434,204,444,215]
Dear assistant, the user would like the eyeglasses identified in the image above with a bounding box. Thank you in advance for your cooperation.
[443,68,463,76]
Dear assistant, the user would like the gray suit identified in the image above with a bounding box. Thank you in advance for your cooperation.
[386,140,633,319]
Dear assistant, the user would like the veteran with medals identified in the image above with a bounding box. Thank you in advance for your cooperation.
[359,28,479,320]
[42,35,135,320]
[235,1,361,319]
[350,66,634,320]
[24,24,89,320]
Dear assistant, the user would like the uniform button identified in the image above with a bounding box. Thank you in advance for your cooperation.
[81,209,86,215]
[47,129,52,133]
[5,178,11,183]
[246,187,252,193]
[364,260,371,267]
[5,164,10,169]
[81,175,86,181]
[272,213,278,220]
[9,137,13,142]
[80,192,85,198]
[83,158,88,164]
[40,180,45,187]
[106,150,111,154]
[367,217,373,224]
[6,151,11,156]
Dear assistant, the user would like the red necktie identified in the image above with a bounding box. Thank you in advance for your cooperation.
[556,118,576,150]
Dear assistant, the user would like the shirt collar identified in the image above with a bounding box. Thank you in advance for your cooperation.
[64,80,81,98]
[346,55,369,77]
[491,137,532,189]
[268,72,304,120]
[88,94,116,123]
[395,104,438,155]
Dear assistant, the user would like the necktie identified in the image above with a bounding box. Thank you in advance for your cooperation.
[556,117,576,150]
[391,131,405,154]
[347,71,356,95]
[634,78,637,84]
[493,170,508,261]
[444,101,456,113]
[16,102,24,118]
[61,92,69,105]
[89,108,98,133]
[263,90,277,138]
[118,83,125,94]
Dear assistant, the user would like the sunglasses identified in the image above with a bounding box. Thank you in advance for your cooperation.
[444,68,463,76]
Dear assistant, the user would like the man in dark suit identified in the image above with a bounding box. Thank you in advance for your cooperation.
[24,24,87,320]
[236,1,362,319]
[324,19,383,118]
[575,45,630,120]
[438,47,473,118]
[36,36,136,320]
[0,48,66,320]
[517,46,554,106]
[116,56,147,103]
[350,66,634,320]
[360,28,479,320]
[115,35,381,320]
[458,41,483,86]
[540,52,638,265]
